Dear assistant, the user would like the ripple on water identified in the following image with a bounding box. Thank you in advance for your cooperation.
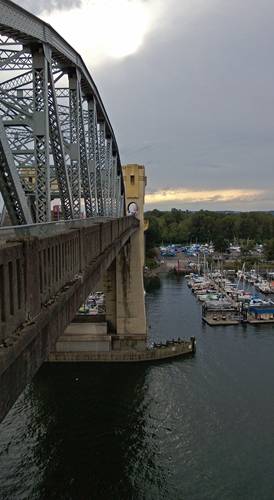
[1,275,274,499]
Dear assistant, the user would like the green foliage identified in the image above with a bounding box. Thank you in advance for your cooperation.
[146,247,157,259]
[213,235,230,253]
[144,209,274,258]
[240,240,254,256]
[145,215,161,249]
[264,238,274,261]
[145,258,157,269]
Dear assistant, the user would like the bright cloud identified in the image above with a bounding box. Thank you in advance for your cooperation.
[41,0,162,63]
[145,189,263,205]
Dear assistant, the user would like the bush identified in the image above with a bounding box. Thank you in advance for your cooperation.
[145,258,157,269]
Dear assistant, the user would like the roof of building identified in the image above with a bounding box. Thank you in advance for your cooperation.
[249,306,274,313]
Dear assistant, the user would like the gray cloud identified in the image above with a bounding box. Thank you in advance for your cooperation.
[92,0,274,210]
[12,0,82,16]
[9,0,274,210]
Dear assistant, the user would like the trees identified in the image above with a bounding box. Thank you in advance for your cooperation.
[222,215,236,240]
[144,209,274,253]
[188,210,222,242]
[264,238,274,261]
[145,215,160,249]
[213,235,230,253]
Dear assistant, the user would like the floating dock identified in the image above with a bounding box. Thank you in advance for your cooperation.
[202,316,241,326]
[247,318,274,324]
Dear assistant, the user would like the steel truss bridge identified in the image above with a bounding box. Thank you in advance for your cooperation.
[0,0,125,228]
[0,1,147,424]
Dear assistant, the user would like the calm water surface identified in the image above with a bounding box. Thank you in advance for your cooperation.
[1,274,274,499]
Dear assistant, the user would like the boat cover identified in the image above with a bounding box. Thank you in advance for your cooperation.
[204,300,232,309]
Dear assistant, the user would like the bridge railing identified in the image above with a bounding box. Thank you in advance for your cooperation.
[0,216,139,343]
[0,241,25,343]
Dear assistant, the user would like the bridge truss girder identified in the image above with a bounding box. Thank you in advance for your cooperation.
[0,0,125,225]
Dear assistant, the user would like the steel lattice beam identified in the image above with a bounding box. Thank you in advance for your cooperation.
[78,85,93,218]
[0,0,125,225]
[0,116,32,224]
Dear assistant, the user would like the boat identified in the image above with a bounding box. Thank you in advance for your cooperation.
[258,282,272,294]
[94,291,105,304]
[77,303,102,315]
[248,298,270,307]
[235,291,252,302]
[198,294,219,301]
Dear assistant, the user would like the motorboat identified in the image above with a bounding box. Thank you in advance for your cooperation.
[259,282,272,294]
[198,294,219,302]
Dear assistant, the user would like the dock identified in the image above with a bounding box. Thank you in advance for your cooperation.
[247,318,274,324]
[188,272,274,326]
[202,316,241,326]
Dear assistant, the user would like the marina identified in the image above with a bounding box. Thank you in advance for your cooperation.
[77,267,274,336]
[77,292,106,315]
[186,269,274,326]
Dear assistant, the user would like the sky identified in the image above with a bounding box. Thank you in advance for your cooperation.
[11,0,274,212]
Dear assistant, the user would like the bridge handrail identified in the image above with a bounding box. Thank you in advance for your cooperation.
[0,216,139,343]
[0,217,123,246]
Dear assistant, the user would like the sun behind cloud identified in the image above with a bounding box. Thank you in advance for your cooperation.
[42,0,152,62]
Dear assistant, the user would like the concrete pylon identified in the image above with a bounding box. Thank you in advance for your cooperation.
[99,164,148,350]
[122,164,147,268]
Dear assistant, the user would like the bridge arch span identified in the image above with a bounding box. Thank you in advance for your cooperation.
[0,0,125,225]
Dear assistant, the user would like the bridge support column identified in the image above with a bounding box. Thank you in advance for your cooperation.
[115,234,147,337]
[96,259,117,333]
[97,164,148,350]
[96,232,147,350]
[90,164,147,351]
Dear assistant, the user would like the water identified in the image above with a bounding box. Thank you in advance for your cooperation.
[1,274,274,499]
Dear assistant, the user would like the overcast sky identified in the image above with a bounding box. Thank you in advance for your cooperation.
[12,0,274,212]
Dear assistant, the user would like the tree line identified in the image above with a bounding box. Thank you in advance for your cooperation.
[145,209,274,256]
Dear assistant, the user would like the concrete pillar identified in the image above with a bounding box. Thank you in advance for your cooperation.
[96,238,147,338]
[96,165,148,348]
[122,164,147,268]
[116,233,147,337]
[115,164,147,344]
[96,259,117,333]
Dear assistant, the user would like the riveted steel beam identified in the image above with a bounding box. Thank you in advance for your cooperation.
[0,0,125,224]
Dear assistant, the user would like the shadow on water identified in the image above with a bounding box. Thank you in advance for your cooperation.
[1,360,190,500]
[144,274,162,294]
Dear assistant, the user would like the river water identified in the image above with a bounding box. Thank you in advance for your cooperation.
[1,274,274,499]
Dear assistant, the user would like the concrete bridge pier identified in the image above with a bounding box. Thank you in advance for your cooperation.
[52,226,147,359]
[98,163,147,350]
[98,230,147,351]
